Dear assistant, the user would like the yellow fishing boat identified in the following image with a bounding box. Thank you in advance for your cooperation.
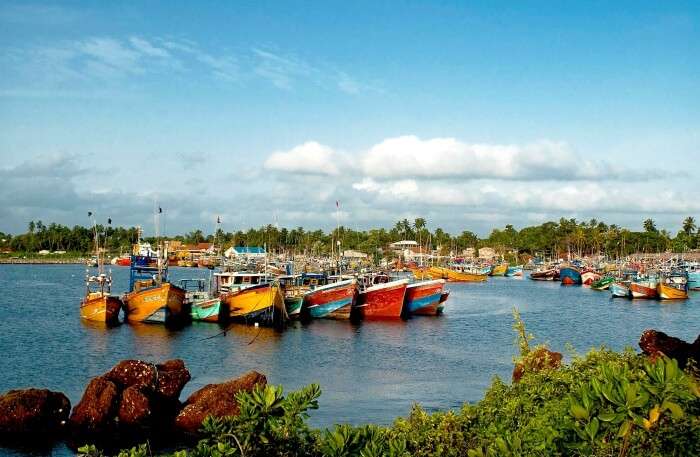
[657,283,688,300]
[222,282,287,326]
[81,289,122,325]
[125,281,187,323]
[428,266,488,282]
[490,264,508,276]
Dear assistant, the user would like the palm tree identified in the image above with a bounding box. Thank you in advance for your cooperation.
[643,219,657,233]
[682,216,696,236]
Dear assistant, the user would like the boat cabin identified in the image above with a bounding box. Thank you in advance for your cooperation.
[212,271,273,295]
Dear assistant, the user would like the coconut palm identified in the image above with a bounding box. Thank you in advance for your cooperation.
[682,216,696,235]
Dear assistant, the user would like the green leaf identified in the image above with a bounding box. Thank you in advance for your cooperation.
[570,403,589,421]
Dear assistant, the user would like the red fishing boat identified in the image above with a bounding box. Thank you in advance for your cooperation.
[404,279,445,316]
[629,280,658,299]
[303,279,357,319]
[356,278,408,319]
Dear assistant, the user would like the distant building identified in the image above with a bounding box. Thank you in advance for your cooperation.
[224,246,266,259]
[389,240,418,250]
[478,247,497,260]
[343,250,368,259]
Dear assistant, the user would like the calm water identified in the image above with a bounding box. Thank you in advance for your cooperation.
[1,264,699,456]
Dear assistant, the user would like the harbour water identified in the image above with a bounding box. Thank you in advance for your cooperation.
[1,264,699,456]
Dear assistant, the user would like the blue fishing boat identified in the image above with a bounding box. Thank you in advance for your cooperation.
[559,266,582,285]
[610,281,630,298]
[505,266,523,277]
[688,270,700,291]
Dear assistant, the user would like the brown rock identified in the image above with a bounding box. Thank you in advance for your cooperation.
[118,385,152,428]
[105,360,157,391]
[513,347,563,382]
[174,371,267,434]
[0,388,70,436]
[155,359,191,402]
[639,329,700,368]
[69,377,119,433]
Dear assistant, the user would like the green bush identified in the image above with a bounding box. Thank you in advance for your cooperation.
[81,314,700,457]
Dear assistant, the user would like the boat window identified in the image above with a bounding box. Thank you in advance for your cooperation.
[251,276,259,284]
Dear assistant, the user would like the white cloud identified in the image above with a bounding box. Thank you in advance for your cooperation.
[264,141,348,176]
[129,37,170,58]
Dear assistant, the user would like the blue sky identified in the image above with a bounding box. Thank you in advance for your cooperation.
[0,1,698,236]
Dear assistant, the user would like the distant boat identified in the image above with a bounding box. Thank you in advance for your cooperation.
[180,279,226,323]
[581,270,601,286]
[687,268,700,291]
[657,273,689,300]
[222,282,287,326]
[590,276,614,290]
[629,279,659,299]
[303,279,357,319]
[404,279,446,316]
[490,264,508,276]
[610,281,630,298]
[559,266,582,285]
[529,268,558,281]
[124,243,188,324]
[355,278,408,319]
[428,266,488,282]
[505,266,523,277]
[80,273,122,325]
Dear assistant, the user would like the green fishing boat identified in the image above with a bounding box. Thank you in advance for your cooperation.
[284,296,303,319]
[590,276,615,291]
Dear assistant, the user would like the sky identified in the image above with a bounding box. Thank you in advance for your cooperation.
[0,1,698,237]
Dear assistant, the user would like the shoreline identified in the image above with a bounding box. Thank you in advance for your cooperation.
[0,258,85,265]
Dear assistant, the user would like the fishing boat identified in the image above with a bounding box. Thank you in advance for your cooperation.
[439,289,450,306]
[629,278,659,299]
[610,281,631,298]
[181,278,227,322]
[529,268,558,281]
[302,278,357,319]
[222,282,287,326]
[278,274,305,319]
[559,266,582,285]
[490,264,508,276]
[581,270,601,286]
[590,276,614,291]
[80,216,122,325]
[479,266,493,275]
[404,279,445,316]
[687,265,700,291]
[657,272,689,300]
[428,266,488,282]
[505,266,523,277]
[355,277,408,319]
[123,243,189,324]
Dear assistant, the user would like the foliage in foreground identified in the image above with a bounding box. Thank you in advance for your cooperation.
[79,317,700,457]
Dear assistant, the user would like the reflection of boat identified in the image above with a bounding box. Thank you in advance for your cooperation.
[356,278,408,319]
[124,242,189,324]
[404,279,445,316]
[610,281,630,298]
[303,279,357,319]
[222,282,287,326]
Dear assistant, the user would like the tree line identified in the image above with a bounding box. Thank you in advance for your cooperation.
[0,216,697,258]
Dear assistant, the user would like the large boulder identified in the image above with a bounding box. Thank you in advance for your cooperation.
[69,377,119,434]
[105,360,158,391]
[0,388,70,436]
[513,347,563,382]
[118,385,152,428]
[639,329,700,368]
[155,359,191,402]
[174,371,267,435]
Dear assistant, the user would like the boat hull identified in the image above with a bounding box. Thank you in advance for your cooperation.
[191,298,225,322]
[356,279,408,319]
[610,282,630,297]
[590,277,614,290]
[223,283,287,326]
[529,269,557,281]
[657,283,688,300]
[629,282,658,299]
[303,280,357,319]
[404,279,445,316]
[125,283,188,324]
[428,267,487,282]
[505,267,523,277]
[559,267,582,285]
[490,264,508,276]
[81,293,122,325]
[284,296,303,318]
[581,271,601,286]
